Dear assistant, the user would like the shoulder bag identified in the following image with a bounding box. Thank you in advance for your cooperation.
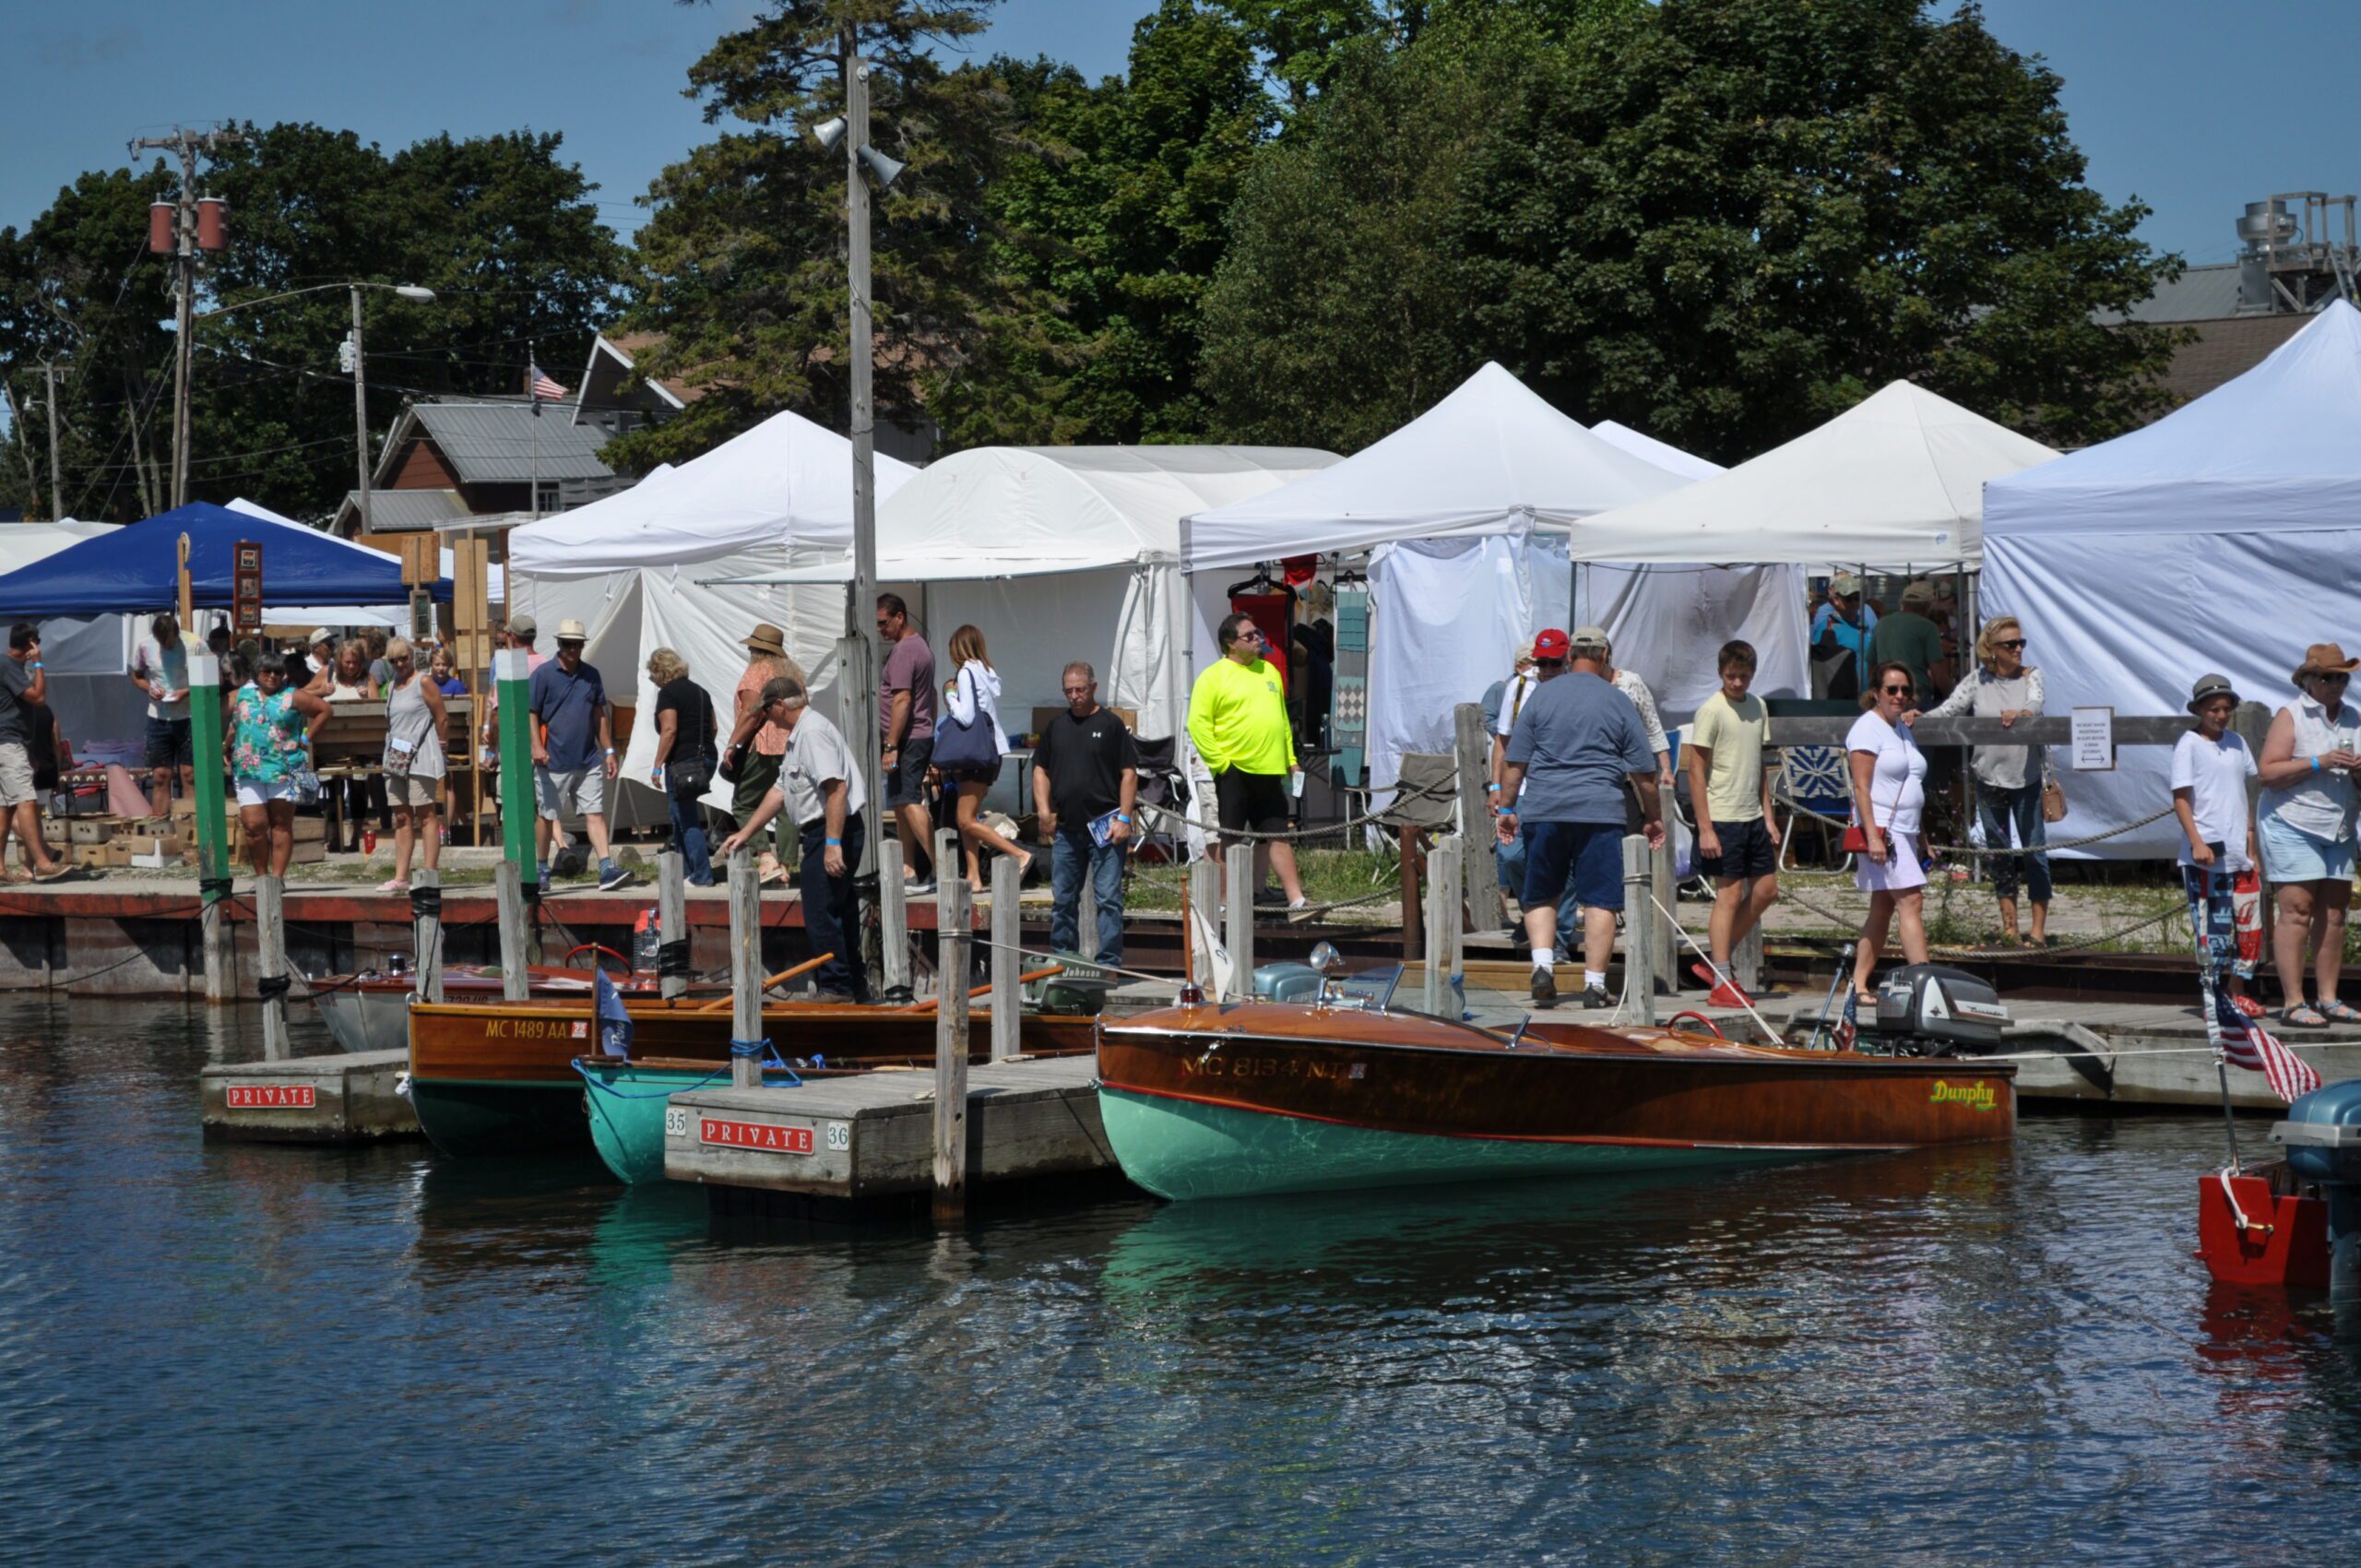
[668,688,719,798]
[931,666,1001,771]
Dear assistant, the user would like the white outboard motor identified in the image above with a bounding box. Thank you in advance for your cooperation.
[1874,964,2008,1056]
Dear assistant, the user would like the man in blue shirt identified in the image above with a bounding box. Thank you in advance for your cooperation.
[1497,628,1665,1008]
[1809,573,1879,702]
[529,618,627,889]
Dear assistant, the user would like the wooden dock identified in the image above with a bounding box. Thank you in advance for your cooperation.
[665,1055,1116,1218]
[198,1048,421,1143]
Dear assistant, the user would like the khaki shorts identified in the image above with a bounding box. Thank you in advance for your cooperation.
[387,771,444,810]
[535,764,604,821]
[0,742,36,808]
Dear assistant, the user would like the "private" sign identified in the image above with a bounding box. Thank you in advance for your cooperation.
[699,1117,814,1154]
[226,1084,317,1110]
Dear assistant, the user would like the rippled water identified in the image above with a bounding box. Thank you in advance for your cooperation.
[6,997,2361,1563]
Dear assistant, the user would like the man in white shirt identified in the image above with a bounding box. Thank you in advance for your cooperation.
[129,613,192,818]
[721,674,870,1003]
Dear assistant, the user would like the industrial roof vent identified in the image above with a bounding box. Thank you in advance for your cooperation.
[2236,193,2358,315]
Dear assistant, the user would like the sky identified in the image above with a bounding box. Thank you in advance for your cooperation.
[1,0,2354,268]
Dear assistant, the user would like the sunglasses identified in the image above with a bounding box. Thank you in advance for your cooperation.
[1881,683,1915,695]
[1062,686,1092,696]
[2314,672,2352,684]
[1995,639,2026,651]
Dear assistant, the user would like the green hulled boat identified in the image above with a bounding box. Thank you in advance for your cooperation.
[575,1056,806,1183]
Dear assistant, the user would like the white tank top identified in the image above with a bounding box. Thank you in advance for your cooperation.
[2260,696,2361,841]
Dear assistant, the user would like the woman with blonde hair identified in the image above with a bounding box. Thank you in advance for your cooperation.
[1926,614,2051,944]
[934,624,1031,893]
[377,638,448,894]
[647,646,720,885]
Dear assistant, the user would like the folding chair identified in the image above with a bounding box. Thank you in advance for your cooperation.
[1777,742,1855,873]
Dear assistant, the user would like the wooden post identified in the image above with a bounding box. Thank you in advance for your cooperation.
[495,860,529,1002]
[658,848,687,1002]
[933,860,973,1222]
[1223,840,1254,1000]
[1650,833,1676,992]
[1735,919,1763,996]
[1077,846,1101,960]
[1188,855,1222,992]
[187,650,234,1004]
[1454,703,1503,932]
[1400,826,1424,964]
[990,854,1020,1061]
[1423,835,1461,1016]
[255,873,291,1062]
[879,837,909,999]
[412,867,444,1004]
[1621,835,1656,1025]
[730,844,762,1087]
[492,647,536,885]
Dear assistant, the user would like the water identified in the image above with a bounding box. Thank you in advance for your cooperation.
[6,997,2361,1563]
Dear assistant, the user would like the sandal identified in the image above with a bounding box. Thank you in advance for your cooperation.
[2283,1004,2330,1029]
[2322,999,2361,1025]
[2230,993,2267,1018]
[1,869,31,886]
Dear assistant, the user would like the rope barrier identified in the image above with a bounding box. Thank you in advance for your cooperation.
[1140,768,1461,845]
[1774,785,2176,857]
[1767,875,2187,962]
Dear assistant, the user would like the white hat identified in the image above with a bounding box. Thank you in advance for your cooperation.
[555,618,589,642]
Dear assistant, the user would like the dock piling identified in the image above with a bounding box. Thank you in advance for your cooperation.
[658,848,687,1003]
[730,845,762,1088]
[1650,831,1676,992]
[412,867,444,1004]
[1188,856,1221,992]
[1735,920,1762,997]
[188,650,234,1005]
[1453,702,1504,932]
[1422,835,1462,1016]
[1077,844,1100,960]
[990,853,1019,1061]
[255,873,291,1062]
[1621,836,1656,1025]
[933,835,972,1222]
[1223,841,1254,1000]
[494,861,530,1002]
[879,837,909,1000]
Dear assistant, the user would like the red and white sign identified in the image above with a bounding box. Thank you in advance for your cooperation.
[226,1084,316,1110]
[699,1117,814,1155]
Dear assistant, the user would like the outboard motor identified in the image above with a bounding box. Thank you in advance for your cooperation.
[1873,964,2007,1056]
[2273,1081,2361,1301]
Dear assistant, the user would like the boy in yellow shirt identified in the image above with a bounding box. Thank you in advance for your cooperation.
[1684,639,1779,1006]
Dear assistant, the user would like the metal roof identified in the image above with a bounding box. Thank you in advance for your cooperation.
[396,400,614,483]
[2120,265,2248,324]
[338,488,469,531]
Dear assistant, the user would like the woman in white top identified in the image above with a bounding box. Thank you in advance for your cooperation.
[937,624,1032,895]
[2171,673,2261,1019]
[1595,634,1674,798]
[2255,642,2361,1027]
[377,638,448,896]
[1926,615,2050,945]
[1847,660,1931,1006]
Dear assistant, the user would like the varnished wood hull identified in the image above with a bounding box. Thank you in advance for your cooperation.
[312,966,716,1054]
[408,996,1097,1158]
[1097,1002,2016,1200]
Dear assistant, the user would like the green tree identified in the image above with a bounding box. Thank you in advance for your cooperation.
[1202,0,2181,458]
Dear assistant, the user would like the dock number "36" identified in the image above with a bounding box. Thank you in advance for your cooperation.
[825,1122,850,1151]
[664,1108,689,1137]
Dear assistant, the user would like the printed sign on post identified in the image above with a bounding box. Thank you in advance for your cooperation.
[231,541,264,634]
[2070,707,2115,772]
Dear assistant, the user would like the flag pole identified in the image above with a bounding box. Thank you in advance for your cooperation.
[2191,865,2242,1172]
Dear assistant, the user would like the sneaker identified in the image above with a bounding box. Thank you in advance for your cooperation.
[1706,980,1752,1010]
[377,878,409,896]
[907,875,938,896]
[1287,897,1316,924]
[1690,961,1721,989]
[599,861,632,891]
[535,862,552,886]
[1254,885,1286,907]
[1583,985,1612,1010]
[1530,966,1557,1006]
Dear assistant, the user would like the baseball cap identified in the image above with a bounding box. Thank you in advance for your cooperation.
[1570,624,1610,651]
[506,613,538,640]
[1830,572,1862,598]
[307,627,334,647]
[1532,628,1571,660]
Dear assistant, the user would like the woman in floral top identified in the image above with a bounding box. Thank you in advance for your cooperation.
[227,653,329,877]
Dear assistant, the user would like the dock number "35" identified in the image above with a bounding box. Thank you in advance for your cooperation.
[664,1108,689,1137]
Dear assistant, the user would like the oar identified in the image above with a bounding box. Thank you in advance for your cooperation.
[693,953,835,1012]
[912,965,1064,1015]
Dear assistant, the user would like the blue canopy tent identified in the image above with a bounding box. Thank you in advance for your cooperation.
[0,501,451,616]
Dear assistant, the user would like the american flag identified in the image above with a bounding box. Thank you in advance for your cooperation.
[528,363,568,402]
[1833,989,1858,1051]
[2213,991,2321,1103]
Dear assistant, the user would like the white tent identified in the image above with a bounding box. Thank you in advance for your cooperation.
[1181,363,1724,790]
[0,522,142,749]
[1591,420,1727,481]
[1572,381,2058,571]
[1983,299,2361,860]
[504,410,920,810]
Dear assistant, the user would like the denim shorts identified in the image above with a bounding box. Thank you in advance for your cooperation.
[2259,814,2355,885]
[1523,820,1625,912]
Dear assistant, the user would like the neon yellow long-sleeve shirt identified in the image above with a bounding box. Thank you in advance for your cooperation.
[1188,656,1292,775]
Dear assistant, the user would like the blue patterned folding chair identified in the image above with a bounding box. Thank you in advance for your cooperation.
[1777,743,1855,872]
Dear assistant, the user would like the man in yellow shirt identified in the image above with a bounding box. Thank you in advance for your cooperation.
[1683,638,1779,1007]
[1188,612,1307,912]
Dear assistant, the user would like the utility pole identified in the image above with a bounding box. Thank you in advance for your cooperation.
[42,362,65,520]
[131,125,241,510]
[843,19,884,876]
[351,287,371,537]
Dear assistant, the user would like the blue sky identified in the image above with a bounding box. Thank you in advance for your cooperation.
[1,1,2352,267]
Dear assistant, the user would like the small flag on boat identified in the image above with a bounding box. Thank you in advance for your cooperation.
[1833,989,1858,1052]
[2212,991,2319,1103]
[594,968,634,1058]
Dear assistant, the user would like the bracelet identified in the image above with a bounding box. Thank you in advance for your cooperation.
[1116,813,1131,824]
[2314,755,2324,773]
[825,837,840,846]
[1484,781,1499,793]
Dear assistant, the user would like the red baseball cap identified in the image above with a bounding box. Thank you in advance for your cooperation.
[1532,628,1570,660]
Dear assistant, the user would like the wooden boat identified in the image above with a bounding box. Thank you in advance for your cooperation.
[313,963,712,1055]
[1097,999,2017,1201]
[409,995,1098,1159]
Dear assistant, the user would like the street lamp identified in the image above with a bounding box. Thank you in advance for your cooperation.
[200,280,435,535]
[812,30,906,886]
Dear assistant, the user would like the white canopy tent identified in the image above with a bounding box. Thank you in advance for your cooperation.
[1983,299,2361,860]
[1573,381,2058,572]
[727,445,1340,749]
[504,410,920,805]
[1590,420,1727,482]
[1181,362,1744,790]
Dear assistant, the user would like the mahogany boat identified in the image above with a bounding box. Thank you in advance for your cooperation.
[1097,1000,2018,1201]
[408,995,1098,1158]
[313,963,716,1055]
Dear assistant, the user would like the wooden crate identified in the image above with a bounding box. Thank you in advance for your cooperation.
[69,818,119,845]
[71,843,111,869]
